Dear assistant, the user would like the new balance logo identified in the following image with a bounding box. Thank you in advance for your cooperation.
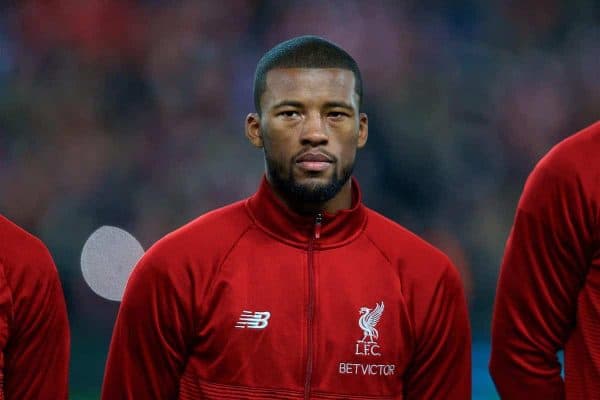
[235,310,271,329]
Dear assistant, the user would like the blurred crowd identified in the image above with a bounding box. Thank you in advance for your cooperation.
[0,0,598,397]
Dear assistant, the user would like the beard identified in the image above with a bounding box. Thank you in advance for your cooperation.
[265,152,354,205]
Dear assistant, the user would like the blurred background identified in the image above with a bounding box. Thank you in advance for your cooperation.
[0,0,598,398]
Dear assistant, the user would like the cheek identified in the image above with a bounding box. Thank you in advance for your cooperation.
[336,131,360,155]
[263,135,294,165]
[339,150,357,167]
[264,122,297,145]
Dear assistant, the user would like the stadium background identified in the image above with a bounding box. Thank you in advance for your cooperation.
[0,1,598,398]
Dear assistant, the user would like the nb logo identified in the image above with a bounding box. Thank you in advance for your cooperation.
[235,310,271,329]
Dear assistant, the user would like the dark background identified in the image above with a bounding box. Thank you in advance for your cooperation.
[1,1,598,398]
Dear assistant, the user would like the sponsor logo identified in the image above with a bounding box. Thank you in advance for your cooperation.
[339,363,396,376]
[235,310,271,329]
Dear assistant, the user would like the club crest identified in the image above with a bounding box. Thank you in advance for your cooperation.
[355,301,384,356]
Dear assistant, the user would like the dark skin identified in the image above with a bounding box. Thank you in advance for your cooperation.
[245,68,368,215]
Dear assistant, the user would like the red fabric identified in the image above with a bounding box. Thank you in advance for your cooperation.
[102,177,470,399]
[0,215,70,400]
[490,121,600,399]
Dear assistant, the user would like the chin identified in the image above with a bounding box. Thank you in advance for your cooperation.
[296,176,332,188]
[295,168,334,180]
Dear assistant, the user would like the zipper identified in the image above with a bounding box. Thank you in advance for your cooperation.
[304,212,322,400]
[314,213,323,239]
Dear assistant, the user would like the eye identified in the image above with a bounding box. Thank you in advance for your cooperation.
[277,110,301,119]
[328,111,350,120]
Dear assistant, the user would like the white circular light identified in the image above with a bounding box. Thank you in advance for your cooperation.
[81,226,145,301]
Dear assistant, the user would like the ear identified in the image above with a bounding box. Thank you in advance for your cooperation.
[357,113,368,149]
[245,113,263,148]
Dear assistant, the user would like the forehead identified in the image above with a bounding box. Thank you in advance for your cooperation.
[263,68,357,107]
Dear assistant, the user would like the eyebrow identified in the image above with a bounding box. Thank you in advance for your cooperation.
[323,101,355,110]
[271,100,304,109]
[271,100,355,110]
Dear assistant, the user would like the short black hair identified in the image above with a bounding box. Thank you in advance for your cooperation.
[253,35,363,114]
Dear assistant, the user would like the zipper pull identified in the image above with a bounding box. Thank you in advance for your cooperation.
[314,213,323,240]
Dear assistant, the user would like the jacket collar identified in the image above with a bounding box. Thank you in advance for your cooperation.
[245,176,367,249]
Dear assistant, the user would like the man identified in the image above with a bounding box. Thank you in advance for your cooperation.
[102,35,470,399]
[0,214,70,399]
[490,121,600,399]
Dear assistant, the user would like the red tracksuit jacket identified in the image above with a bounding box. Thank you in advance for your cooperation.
[0,215,70,399]
[490,121,600,399]
[102,177,471,399]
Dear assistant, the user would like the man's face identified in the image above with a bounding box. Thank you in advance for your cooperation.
[246,68,368,205]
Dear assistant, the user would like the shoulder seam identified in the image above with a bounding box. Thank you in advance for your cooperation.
[364,231,392,266]
[197,221,254,329]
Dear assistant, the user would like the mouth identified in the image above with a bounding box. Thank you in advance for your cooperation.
[295,152,334,172]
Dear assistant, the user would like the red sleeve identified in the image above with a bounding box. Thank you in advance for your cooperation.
[490,159,592,398]
[2,243,70,400]
[101,249,195,400]
[404,263,471,400]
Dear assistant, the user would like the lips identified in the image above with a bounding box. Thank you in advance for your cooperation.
[296,152,333,163]
[295,152,333,172]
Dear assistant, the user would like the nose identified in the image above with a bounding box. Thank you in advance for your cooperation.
[299,112,328,146]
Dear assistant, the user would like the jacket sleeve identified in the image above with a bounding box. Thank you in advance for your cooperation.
[101,250,195,400]
[2,244,70,400]
[404,263,471,400]
[489,161,592,399]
